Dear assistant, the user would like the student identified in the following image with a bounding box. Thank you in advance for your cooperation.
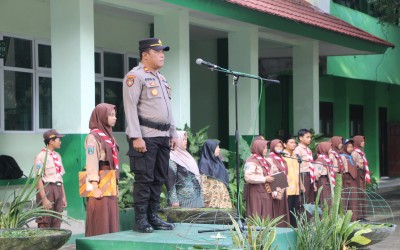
[244,139,274,219]
[293,129,316,206]
[167,131,204,208]
[282,134,305,227]
[314,142,334,207]
[198,139,232,208]
[266,139,290,227]
[351,135,369,220]
[84,103,120,237]
[330,136,345,174]
[340,139,359,221]
[34,129,67,228]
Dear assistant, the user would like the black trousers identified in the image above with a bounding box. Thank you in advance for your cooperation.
[287,195,300,228]
[129,137,170,206]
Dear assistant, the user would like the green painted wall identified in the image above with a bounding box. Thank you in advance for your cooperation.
[329,3,400,84]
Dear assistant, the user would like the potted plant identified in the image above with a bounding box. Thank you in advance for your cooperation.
[118,163,135,231]
[0,159,71,250]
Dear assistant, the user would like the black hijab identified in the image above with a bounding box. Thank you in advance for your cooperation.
[198,139,229,186]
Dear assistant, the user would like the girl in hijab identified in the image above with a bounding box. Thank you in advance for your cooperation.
[198,139,232,209]
[244,139,274,219]
[266,139,290,227]
[85,103,120,236]
[167,131,204,208]
[340,139,359,221]
[314,142,334,206]
[330,136,344,175]
[351,135,369,220]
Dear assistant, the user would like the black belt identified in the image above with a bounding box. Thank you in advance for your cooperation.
[44,182,62,186]
[139,116,170,131]
[320,175,328,178]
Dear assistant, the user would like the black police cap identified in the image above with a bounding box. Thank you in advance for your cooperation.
[139,38,170,51]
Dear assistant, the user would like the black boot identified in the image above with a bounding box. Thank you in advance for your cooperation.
[133,205,154,233]
[147,203,175,230]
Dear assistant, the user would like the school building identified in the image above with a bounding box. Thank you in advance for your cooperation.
[1,0,399,219]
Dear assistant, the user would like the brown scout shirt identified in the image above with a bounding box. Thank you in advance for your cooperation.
[244,162,268,184]
[293,144,313,173]
[351,151,365,169]
[85,134,107,182]
[34,150,65,183]
[123,62,178,139]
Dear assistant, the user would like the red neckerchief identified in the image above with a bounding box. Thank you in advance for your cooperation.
[331,150,344,172]
[317,154,335,187]
[41,148,61,174]
[91,129,119,169]
[269,152,287,174]
[251,154,270,175]
[305,147,315,183]
[354,147,371,183]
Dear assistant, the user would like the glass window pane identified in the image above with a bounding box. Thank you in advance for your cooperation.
[38,44,52,68]
[104,52,124,78]
[4,71,33,130]
[3,37,33,69]
[104,81,124,132]
[95,82,101,105]
[128,57,138,70]
[95,52,101,74]
[39,77,52,128]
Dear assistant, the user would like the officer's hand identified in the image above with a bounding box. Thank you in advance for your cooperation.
[133,138,147,153]
[170,137,178,150]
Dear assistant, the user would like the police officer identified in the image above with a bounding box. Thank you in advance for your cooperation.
[123,38,178,233]
[34,129,67,228]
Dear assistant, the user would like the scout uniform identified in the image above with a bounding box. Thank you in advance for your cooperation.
[293,143,316,204]
[34,129,65,228]
[123,38,177,233]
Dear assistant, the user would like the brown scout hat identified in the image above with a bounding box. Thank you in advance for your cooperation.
[43,129,65,141]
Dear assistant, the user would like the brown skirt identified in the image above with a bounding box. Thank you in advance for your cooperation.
[245,183,273,220]
[317,176,332,207]
[85,196,119,237]
[342,173,359,221]
[272,190,290,227]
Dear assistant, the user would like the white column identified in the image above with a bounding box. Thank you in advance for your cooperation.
[228,26,259,135]
[154,9,190,128]
[293,41,320,133]
[50,0,94,133]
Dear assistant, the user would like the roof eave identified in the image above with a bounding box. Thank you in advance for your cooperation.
[163,0,393,54]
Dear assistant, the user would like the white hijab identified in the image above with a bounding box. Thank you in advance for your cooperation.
[170,131,200,181]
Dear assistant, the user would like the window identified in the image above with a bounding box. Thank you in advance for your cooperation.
[94,50,138,132]
[320,102,333,137]
[350,104,364,137]
[0,35,52,131]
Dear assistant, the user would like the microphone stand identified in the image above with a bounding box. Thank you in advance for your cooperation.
[198,63,279,233]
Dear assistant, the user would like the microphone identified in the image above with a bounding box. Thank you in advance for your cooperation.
[296,154,303,163]
[196,58,220,69]
[276,150,287,156]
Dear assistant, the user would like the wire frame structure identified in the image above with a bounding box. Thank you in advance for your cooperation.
[342,187,397,248]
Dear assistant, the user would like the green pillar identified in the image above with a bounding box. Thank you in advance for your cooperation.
[51,0,95,219]
[364,84,380,177]
[333,80,350,137]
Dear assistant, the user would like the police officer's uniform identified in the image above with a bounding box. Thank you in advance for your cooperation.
[123,38,178,233]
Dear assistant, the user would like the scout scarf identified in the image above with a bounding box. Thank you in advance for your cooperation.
[306,147,315,183]
[41,148,61,174]
[331,150,345,172]
[317,154,335,187]
[269,152,286,174]
[354,147,371,183]
[91,129,119,170]
[251,154,270,175]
